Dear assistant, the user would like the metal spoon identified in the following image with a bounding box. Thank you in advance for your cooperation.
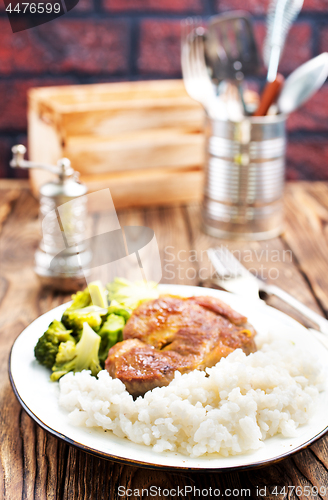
[278,52,328,114]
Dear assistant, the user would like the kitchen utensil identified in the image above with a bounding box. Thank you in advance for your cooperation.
[278,52,328,114]
[181,19,219,111]
[207,245,328,335]
[202,114,286,240]
[264,0,304,82]
[205,12,259,82]
[218,80,244,121]
[10,145,90,291]
[205,12,259,115]
[255,0,304,116]
[253,73,284,116]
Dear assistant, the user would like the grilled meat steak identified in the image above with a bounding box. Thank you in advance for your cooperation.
[105,339,186,397]
[105,295,256,397]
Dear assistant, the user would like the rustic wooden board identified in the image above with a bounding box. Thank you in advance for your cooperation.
[29,166,204,210]
[0,182,327,499]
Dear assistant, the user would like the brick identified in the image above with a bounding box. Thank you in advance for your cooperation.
[104,0,202,12]
[0,19,129,75]
[0,138,13,178]
[138,20,181,75]
[1,0,94,12]
[0,78,75,132]
[13,169,29,179]
[287,85,328,132]
[217,0,328,13]
[303,0,328,10]
[217,0,270,15]
[74,0,95,12]
[320,27,328,53]
[254,22,312,75]
[286,140,328,180]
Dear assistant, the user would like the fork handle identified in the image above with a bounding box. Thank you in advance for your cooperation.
[263,283,328,335]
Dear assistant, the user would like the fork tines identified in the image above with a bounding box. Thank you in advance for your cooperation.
[181,17,215,107]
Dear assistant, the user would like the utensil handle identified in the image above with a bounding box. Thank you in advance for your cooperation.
[253,74,284,116]
[264,283,328,335]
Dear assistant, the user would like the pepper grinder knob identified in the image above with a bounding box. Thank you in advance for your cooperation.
[57,157,75,181]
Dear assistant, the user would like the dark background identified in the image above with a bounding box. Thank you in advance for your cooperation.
[0,0,328,180]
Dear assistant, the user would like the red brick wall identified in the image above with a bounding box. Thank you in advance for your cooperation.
[1,0,328,180]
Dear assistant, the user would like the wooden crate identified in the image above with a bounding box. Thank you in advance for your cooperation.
[28,80,205,208]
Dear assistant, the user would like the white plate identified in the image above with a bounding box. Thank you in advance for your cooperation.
[9,285,328,471]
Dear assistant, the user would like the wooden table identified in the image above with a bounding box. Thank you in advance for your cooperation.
[1,179,327,499]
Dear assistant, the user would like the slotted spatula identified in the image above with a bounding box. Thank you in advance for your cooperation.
[204,12,259,116]
[204,12,259,82]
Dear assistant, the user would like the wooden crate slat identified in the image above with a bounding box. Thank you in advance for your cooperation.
[29,167,203,210]
[28,79,205,209]
[64,129,205,174]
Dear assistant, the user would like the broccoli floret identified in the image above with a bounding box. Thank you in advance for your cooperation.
[106,278,159,310]
[51,322,102,381]
[62,305,107,333]
[70,288,92,310]
[107,302,131,322]
[98,314,125,366]
[61,287,91,331]
[62,283,109,333]
[34,320,74,368]
[88,280,108,308]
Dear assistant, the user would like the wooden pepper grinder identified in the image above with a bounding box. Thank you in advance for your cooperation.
[10,145,91,291]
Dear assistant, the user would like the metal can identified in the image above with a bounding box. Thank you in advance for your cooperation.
[202,114,286,240]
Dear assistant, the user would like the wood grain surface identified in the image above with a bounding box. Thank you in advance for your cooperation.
[0,181,327,500]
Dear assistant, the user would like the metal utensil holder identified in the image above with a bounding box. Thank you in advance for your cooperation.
[202,114,286,240]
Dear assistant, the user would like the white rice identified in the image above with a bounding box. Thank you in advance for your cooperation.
[59,339,324,457]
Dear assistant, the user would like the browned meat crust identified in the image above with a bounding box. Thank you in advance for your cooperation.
[105,339,187,398]
[105,295,256,397]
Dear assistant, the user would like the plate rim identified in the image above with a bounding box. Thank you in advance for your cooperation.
[8,285,328,472]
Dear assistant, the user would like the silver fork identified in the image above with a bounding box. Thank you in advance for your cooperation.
[207,246,328,337]
[181,18,227,118]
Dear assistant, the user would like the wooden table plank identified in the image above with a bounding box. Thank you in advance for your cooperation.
[0,189,22,234]
[284,182,328,316]
[143,205,198,285]
[0,179,30,190]
[1,183,328,499]
[0,189,71,500]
